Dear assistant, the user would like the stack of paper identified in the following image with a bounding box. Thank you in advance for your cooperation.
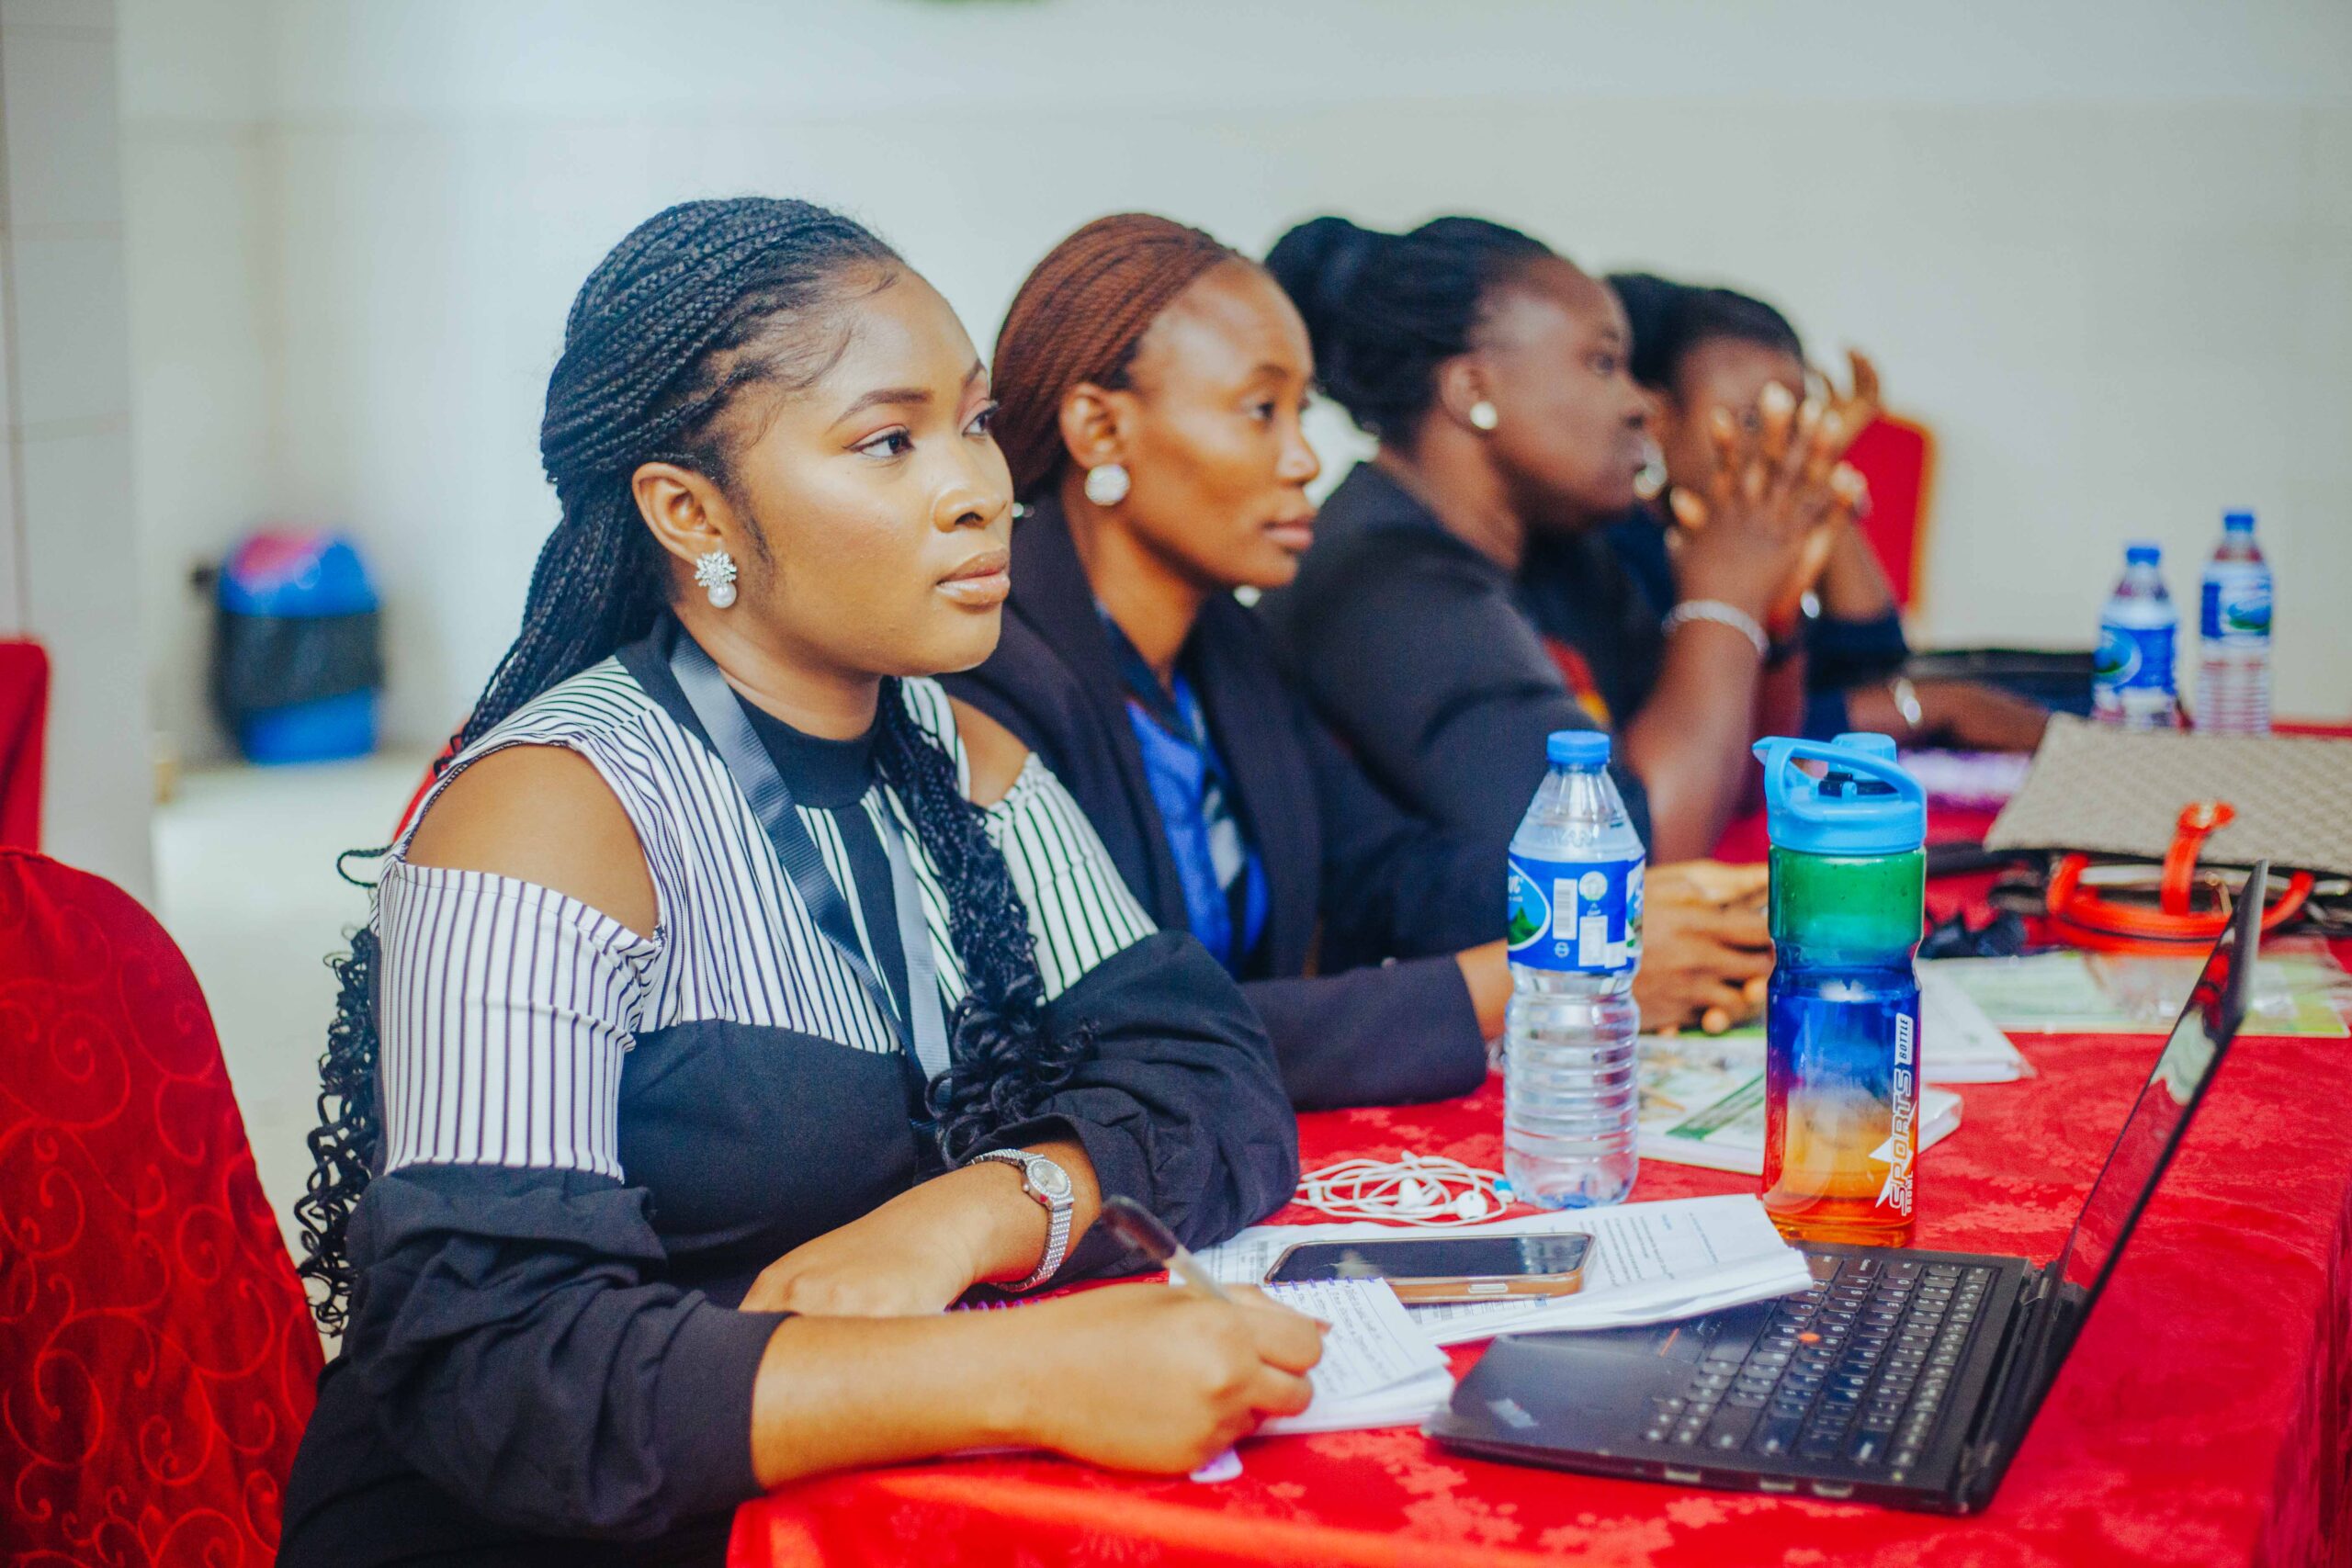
[1638,1035,1963,1175]
[1253,1279,1453,1435]
[1916,963,2033,1081]
[1196,1194,1813,1352]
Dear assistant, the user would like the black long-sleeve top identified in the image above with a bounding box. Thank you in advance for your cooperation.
[944,497,1497,1111]
[277,624,1297,1566]
[1256,463,1652,860]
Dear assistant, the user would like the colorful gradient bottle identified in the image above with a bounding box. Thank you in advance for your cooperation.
[1753,733,1928,1247]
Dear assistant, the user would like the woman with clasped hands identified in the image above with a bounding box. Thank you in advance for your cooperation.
[276,197,1317,1568]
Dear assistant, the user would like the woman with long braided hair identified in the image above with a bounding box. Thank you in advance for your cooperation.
[277,197,1313,1567]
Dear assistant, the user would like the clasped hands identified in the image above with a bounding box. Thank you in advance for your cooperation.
[1667,350,1882,632]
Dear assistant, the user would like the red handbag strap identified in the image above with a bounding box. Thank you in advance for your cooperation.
[2048,800,2312,952]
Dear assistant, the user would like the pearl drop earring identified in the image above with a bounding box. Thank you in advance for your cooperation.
[1468,400,1500,432]
[695,549,738,609]
[1083,463,1131,506]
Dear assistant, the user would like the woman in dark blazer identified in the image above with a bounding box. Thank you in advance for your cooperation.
[948,215,1777,1111]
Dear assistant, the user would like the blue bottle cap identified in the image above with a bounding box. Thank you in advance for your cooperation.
[1752,735,1926,856]
[2223,510,2256,532]
[1547,728,1611,768]
[1831,731,1899,762]
[2125,542,2162,566]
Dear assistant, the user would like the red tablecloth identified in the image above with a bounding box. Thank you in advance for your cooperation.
[731,822,2352,1568]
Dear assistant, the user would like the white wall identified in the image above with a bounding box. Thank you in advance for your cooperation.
[1,0,153,898]
[119,0,273,768]
[119,0,2352,756]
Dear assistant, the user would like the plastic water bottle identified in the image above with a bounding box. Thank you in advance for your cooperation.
[2196,510,2272,735]
[1503,729,1644,1209]
[1752,733,1927,1247]
[2091,542,2179,729]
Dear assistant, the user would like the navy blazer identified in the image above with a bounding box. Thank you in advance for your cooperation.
[945,497,1497,1111]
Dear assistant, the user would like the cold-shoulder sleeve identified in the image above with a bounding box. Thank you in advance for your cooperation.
[347,862,784,1540]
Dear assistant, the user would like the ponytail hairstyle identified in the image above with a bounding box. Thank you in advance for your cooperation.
[297,197,1080,1327]
[1264,214,1552,443]
[1607,271,1805,398]
[989,212,1238,500]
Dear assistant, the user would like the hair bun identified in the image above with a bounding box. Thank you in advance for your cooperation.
[1265,214,1384,327]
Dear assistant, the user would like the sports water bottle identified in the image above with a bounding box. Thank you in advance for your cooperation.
[2091,542,2178,729]
[1753,734,1926,1247]
[2196,510,2272,735]
[1503,729,1644,1209]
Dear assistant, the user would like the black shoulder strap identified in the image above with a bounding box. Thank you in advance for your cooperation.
[667,632,952,1082]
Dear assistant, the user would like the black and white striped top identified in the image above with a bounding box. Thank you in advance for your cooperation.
[373,654,1158,1183]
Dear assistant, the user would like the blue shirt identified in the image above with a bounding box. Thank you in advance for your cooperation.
[1101,610,1271,976]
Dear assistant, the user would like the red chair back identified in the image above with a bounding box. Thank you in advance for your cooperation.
[0,640,48,849]
[1844,413,1937,612]
[0,848,322,1566]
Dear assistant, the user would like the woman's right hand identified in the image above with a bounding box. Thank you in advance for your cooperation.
[1668,381,1864,624]
[1635,860,1776,1034]
[1007,1283,1324,1472]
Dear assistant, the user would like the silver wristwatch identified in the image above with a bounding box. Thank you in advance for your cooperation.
[968,1148,1075,1292]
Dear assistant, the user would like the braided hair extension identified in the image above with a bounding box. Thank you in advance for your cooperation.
[298,197,1070,1325]
[1263,214,1552,443]
[868,686,1087,1161]
[989,213,1237,499]
[1606,271,1805,398]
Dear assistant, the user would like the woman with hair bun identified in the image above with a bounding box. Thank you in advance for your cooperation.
[953,214,1781,1112]
[1261,215,1864,865]
[277,198,1315,1568]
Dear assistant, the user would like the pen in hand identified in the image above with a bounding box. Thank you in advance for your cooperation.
[1101,1195,1234,1303]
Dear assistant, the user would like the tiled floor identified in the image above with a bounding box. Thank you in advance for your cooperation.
[151,749,434,1257]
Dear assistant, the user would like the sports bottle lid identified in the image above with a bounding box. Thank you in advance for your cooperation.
[1831,731,1899,764]
[1753,733,1927,856]
[2223,510,2256,532]
[2125,542,2162,566]
[1547,728,1611,767]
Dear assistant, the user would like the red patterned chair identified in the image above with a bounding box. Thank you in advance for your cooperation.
[1843,412,1937,613]
[0,641,46,849]
[0,848,322,1567]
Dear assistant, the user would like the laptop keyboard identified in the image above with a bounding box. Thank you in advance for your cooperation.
[1640,1253,1993,1472]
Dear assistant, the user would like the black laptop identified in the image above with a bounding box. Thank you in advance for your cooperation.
[1426,863,2267,1513]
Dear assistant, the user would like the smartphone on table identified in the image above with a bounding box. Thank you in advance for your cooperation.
[1263,1232,1595,1305]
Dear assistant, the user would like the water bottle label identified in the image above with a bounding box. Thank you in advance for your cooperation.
[1878,1012,1918,1216]
[2092,622,2176,723]
[1507,852,1644,973]
[2200,572,2272,645]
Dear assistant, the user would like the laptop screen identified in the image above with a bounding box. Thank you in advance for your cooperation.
[2047,864,2263,1307]
[1978,867,2267,1474]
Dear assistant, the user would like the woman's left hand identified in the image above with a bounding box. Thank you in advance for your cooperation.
[741,1161,1038,1317]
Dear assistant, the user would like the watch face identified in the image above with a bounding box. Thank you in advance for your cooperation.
[1028,1159,1073,1201]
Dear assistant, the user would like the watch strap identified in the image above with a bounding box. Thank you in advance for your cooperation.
[971,1149,1072,1292]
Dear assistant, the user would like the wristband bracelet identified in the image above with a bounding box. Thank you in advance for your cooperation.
[1662,599,1770,660]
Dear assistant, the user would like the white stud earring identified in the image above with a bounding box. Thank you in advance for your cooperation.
[1082,462,1131,507]
[1468,400,1500,432]
[694,549,738,609]
[1634,440,1668,501]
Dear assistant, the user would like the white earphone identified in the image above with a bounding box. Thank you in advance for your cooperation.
[1293,1153,1510,1227]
